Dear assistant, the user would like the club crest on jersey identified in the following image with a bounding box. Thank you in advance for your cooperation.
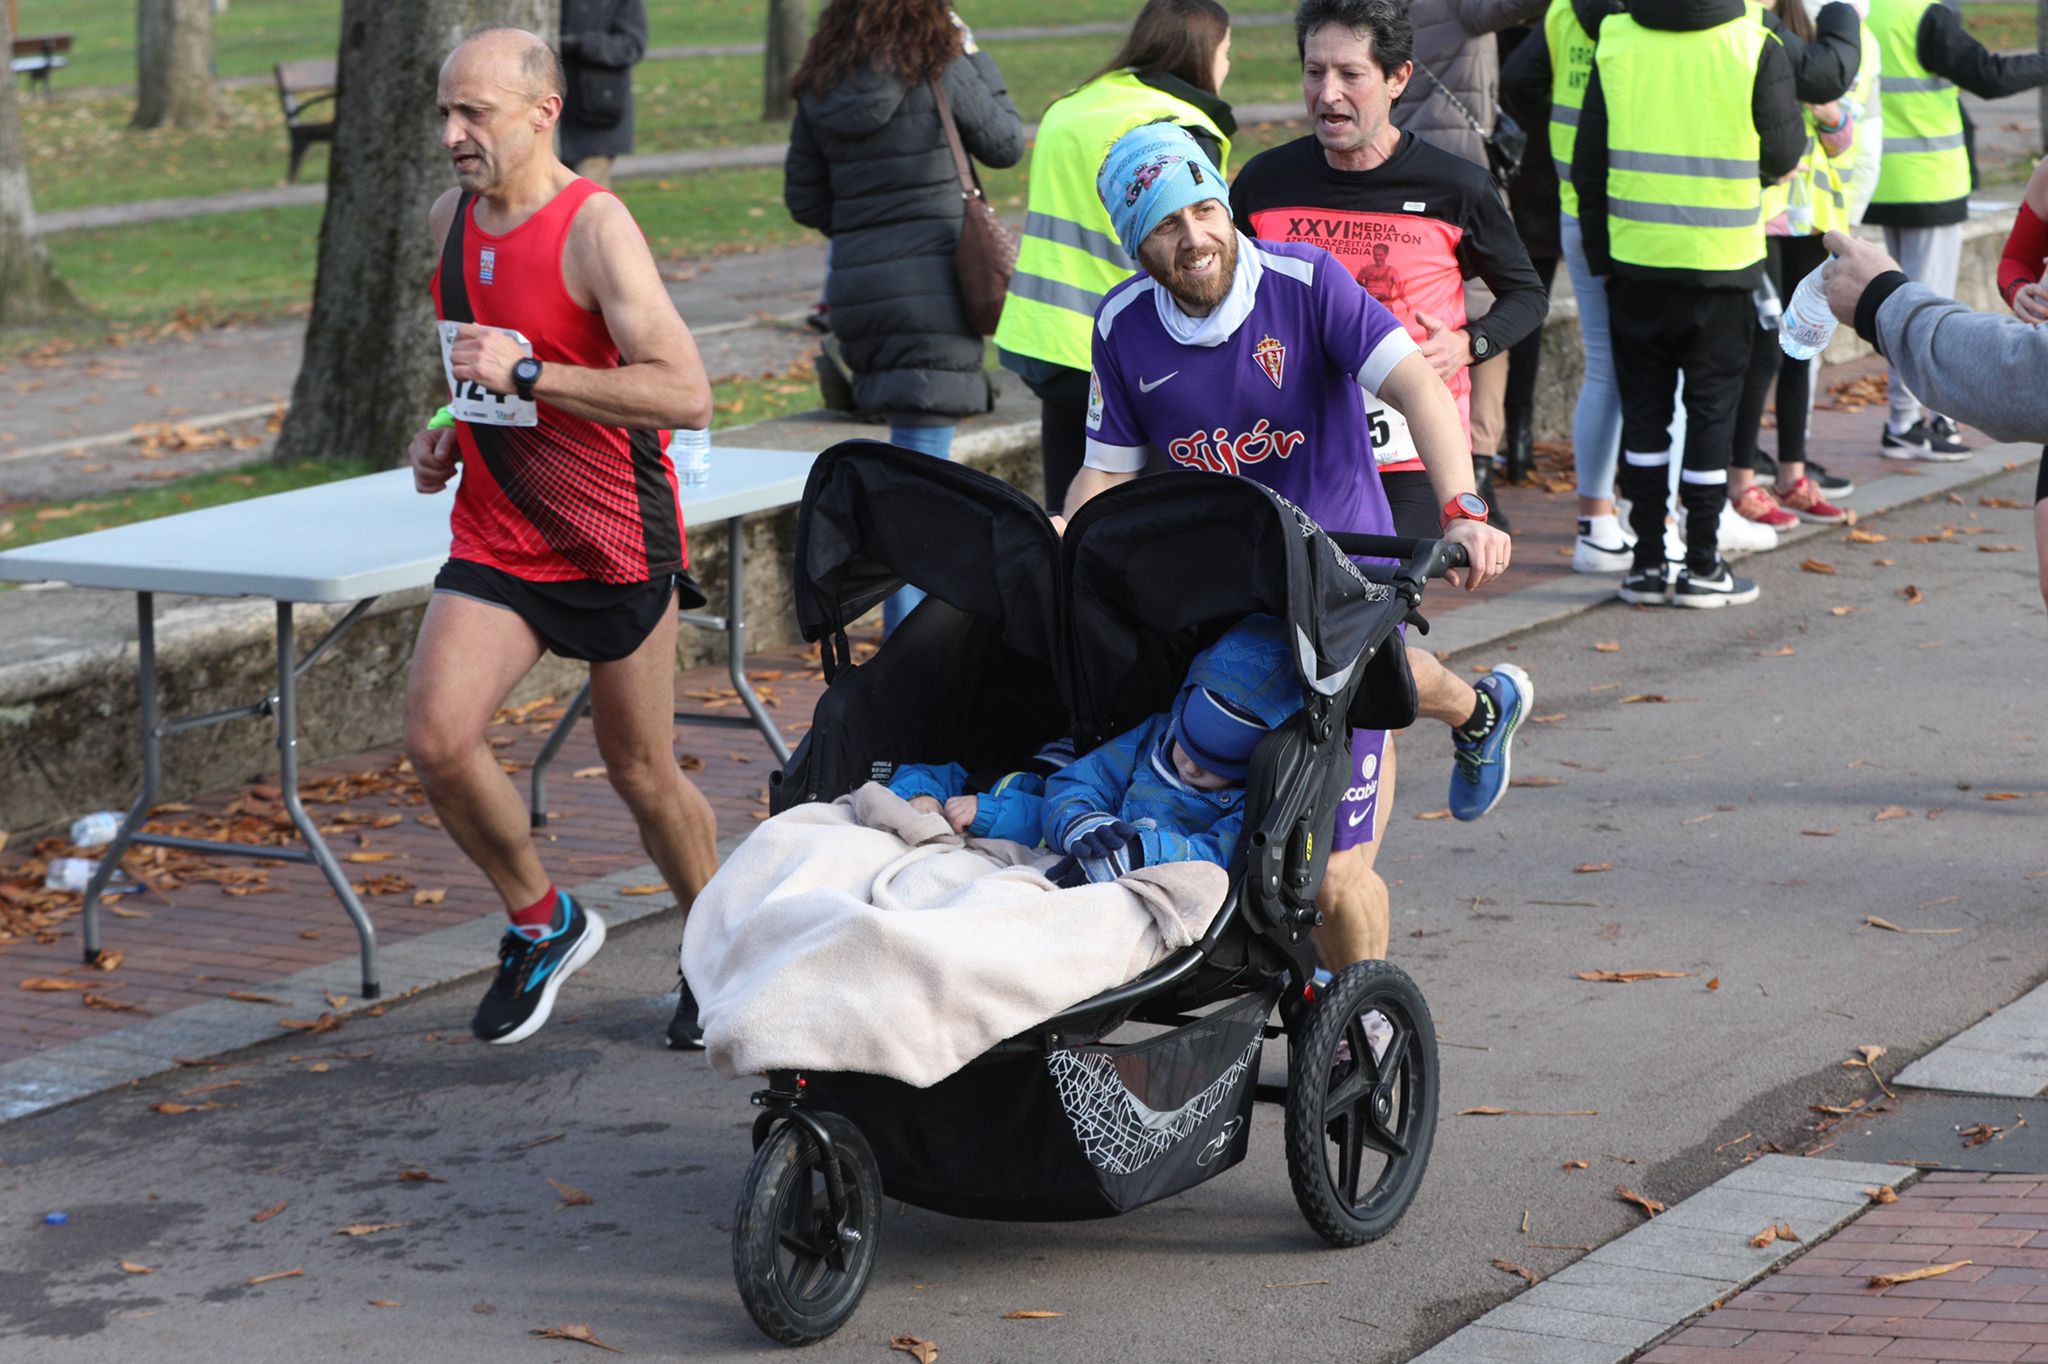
[1166,420,1306,476]
[479,248,497,285]
[1253,335,1285,390]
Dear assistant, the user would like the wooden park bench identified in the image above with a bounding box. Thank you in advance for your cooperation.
[272,58,338,183]
[11,32,72,97]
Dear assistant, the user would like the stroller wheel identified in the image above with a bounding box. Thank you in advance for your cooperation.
[733,1111,881,1346]
[1283,959,1439,1246]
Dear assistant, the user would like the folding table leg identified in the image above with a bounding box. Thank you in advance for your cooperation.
[529,681,593,830]
[80,592,163,965]
[274,603,381,998]
[724,516,790,765]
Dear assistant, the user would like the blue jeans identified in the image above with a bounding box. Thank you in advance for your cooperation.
[881,423,956,635]
[1562,215,1687,510]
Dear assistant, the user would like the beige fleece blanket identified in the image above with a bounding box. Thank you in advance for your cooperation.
[681,782,1228,1088]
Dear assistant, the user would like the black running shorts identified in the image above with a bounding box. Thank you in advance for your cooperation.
[433,559,707,663]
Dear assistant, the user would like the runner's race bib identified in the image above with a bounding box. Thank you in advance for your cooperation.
[437,321,539,427]
[1359,388,1420,467]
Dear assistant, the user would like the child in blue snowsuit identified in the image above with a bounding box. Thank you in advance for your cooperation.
[1044,614,1302,885]
[888,738,1077,841]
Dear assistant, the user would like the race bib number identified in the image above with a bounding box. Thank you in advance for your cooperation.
[1360,388,1419,467]
[437,321,539,427]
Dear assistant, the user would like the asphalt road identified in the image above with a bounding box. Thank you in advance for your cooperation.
[3,464,2046,1364]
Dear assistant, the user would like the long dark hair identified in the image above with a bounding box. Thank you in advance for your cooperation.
[790,0,963,98]
[1773,0,1815,45]
[1088,0,1232,94]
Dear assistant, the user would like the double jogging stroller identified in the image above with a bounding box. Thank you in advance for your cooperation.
[729,440,1464,1345]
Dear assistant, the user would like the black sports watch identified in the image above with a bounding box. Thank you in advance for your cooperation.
[1469,331,1493,361]
[511,356,543,401]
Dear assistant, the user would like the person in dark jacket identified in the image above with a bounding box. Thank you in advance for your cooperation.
[558,0,649,186]
[783,0,1026,634]
[1495,24,1558,487]
[1572,0,1805,608]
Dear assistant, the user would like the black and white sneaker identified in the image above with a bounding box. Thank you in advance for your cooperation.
[1926,415,1969,457]
[1881,420,1969,463]
[1617,562,1671,606]
[1806,460,1854,498]
[470,894,606,1045]
[666,974,706,1050]
[1673,559,1759,608]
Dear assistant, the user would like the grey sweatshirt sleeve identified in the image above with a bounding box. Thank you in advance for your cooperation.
[1874,282,2048,443]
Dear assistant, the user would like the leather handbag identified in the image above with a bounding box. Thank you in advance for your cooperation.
[930,76,1017,337]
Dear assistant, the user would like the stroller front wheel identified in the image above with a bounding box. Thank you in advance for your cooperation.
[1283,959,1439,1246]
[733,1110,882,1346]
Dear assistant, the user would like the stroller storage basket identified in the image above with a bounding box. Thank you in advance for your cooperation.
[803,990,1275,1222]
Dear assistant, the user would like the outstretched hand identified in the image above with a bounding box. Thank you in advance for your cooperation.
[1820,230,1901,327]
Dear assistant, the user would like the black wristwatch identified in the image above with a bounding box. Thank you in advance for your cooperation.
[511,356,543,401]
[1469,331,1493,361]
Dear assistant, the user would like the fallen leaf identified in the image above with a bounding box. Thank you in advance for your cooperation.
[1563,1159,1590,1171]
[1961,1122,2003,1147]
[251,1202,287,1222]
[1800,558,1837,575]
[1750,1224,1780,1249]
[1864,916,1963,936]
[411,888,447,907]
[1706,977,1721,991]
[278,1014,344,1034]
[307,1062,331,1074]
[1616,1185,1665,1218]
[617,884,668,896]
[530,1324,625,1354]
[1874,558,1896,566]
[547,1177,594,1208]
[1900,585,1925,605]
[334,1222,408,1237]
[1830,606,1855,616]
[1758,645,1796,658]
[225,991,279,1004]
[1458,1106,1600,1116]
[84,992,142,1012]
[1415,808,1453,820]
[890,1337,940,1364]
[1577,970,1691,983]
[1844,1045,1888,1068]
[1593,641,1621,653]
[677,754,706,772]
[1874,806,1911,822]
[94,950,125,972]
[1845,528,1888,543]
[246,1269,304,1286]
[1981,495,2027,508]
[1869,1260,1970,1288]
[1983,792,2033,802]
[1491,1259,1540,1285]
[324,992,349,1011]
[367,1299,400,1308]
[1864,1185,1899,1204]
[1574,863,1614,874]
[1979,543,2023,553]
[21,977,91,992]
[1802,828,1839,837]
[1619,694,1667,704]
[152,1101,223,1116]
[119,1260,153,1274]
[341,852,394,863]
[1509,775,1564,788]
[397,1169,446,1184]
[1002,1310,1063,1318]
[571,766,608,780]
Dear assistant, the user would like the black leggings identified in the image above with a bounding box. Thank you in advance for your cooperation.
[1734,234,1829,474]
[1504,255,1560,416]
[1016,362,1092,513]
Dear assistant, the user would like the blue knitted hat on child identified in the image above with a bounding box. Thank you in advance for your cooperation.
[1172,686,1269,783]
[1096,120,1230,261]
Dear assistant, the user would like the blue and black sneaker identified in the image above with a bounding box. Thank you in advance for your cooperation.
[471,893,607,1045]
[1448,663,1533,822]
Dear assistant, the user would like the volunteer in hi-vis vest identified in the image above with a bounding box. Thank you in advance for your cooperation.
[1572,0,1804,610]
[993,0,1234,511]
[1863,0,2046,458]
[407,29,721,1049]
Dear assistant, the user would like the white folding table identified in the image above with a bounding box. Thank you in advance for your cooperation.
[0,448,820,996]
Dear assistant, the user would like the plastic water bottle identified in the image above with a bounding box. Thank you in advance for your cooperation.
[671,427,711,488]
[44,857,138,895]
[1780,261,1838,361]
[1752,278,1782,332]
[69,811,123,849]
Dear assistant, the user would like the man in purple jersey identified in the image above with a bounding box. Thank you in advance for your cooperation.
[1065,121,1512,970]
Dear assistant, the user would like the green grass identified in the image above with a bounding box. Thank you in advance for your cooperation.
[1963,3,2041,53]
[0,456,384,555]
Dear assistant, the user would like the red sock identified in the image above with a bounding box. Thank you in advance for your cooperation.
[509,886,560,941]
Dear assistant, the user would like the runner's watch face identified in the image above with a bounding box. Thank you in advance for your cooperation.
[1470,332,1491,360]
[511,356,543,402]
[1442,492,1489,528]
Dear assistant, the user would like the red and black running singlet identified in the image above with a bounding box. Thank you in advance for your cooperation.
[1231,133,1549,473]
[429,179,683,584]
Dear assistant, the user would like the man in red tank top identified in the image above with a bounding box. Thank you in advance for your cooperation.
[405,28,718,1046]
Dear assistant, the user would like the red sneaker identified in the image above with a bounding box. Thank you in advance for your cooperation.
[1732,484,1799,530]
[1774,475,1848,525]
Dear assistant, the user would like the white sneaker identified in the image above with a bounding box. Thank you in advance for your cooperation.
[1716,500,1778,553]
[1573,515,1633,573]
[1663,521,1687,568]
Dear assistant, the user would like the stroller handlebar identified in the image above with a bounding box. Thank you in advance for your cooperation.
[1326,532,1471,581]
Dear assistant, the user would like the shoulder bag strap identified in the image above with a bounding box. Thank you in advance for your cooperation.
[1411,58,1489,140]
[928,75,986,202]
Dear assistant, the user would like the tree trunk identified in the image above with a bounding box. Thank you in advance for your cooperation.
[133,0,220,130]
[0,4,76,325]
[762,0,806,124]
[272,0,558,467]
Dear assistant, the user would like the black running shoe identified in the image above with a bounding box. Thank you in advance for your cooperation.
[1926,415,1969,457]
[666,974,706,1050]
[1617,562,1671,606]
[1806,460,1853,498]
[1673,559,1759,608]
[471,894,607,1045]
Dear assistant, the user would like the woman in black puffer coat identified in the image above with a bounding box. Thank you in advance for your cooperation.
[785,1,1025,629]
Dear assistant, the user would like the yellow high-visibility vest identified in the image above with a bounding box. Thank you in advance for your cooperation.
[1868,0,1969,206]
[1545,0,1597,219]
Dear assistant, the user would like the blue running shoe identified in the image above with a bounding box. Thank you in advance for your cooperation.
[471,893,607,1045]
[1449,662,1532,822]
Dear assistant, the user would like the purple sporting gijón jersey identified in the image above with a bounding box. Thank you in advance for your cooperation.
[1083,235,1420,537]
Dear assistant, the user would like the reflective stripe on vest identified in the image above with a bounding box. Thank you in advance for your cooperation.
[1596,13,1769,273]
[990,71,1231,371]
[1545,0,1596,218]
[1867,0,1969,206]
[1761,107,1849,236]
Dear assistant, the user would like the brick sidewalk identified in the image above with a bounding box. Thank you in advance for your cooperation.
[0,352,1989,1067]
[1642,1172,2048,1362]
